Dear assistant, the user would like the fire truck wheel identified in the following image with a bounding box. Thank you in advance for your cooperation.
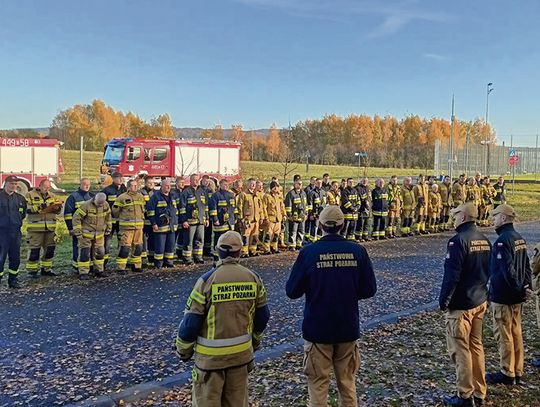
[16,181,29,196]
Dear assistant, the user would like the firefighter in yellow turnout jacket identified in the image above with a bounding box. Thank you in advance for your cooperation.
[413,174,429,234]
[262,181,286,254]
[112,179,146,273]
[25,179,63,277]
[175,231,270,407]
[72,193,112,279]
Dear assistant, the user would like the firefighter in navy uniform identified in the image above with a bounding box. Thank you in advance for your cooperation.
[200,175,214,257]
[355,177,371,242]
[340,178,359,241]
[25,179,63,277]
[63,178,94,272]
[286,206,377,406]
[371,178,389,240]
[140,176,155,265]
[171,176,185,260]
[208,179,237,261]
[147,179,178,268]
[321,173,331,192]
[285,178,309,249]
[485,204,532,386]
[306,178,327,242]
[0,176,27,289]
[493,177,506,209]
[101,172,127,265]
[439,202,491,407]
[175,231,270,407]
[179,174,209,264]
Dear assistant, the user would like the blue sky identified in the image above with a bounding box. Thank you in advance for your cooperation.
[1,0,539,145]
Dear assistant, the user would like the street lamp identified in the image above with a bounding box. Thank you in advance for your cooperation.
[484,82,494,174]
[354,152,368,178]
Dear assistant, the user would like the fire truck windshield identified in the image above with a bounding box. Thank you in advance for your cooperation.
[103,143,125,165]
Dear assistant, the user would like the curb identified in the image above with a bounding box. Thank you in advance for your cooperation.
[69,300,438,407]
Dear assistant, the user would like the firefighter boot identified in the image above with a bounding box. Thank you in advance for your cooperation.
[8,274,22,289]
[41,268,58,277]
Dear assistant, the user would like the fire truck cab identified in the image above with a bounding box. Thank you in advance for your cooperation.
[101,138,241,182]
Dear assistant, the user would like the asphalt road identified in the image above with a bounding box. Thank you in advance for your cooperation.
[1,221,539,406]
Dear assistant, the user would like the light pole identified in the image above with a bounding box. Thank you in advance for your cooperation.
[484,82,494,174]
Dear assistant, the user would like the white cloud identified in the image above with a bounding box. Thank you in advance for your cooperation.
[423,53,450,61]
[235,0,451,38]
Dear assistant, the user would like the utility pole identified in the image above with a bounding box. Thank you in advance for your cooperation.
[535,134,539,182]
[485,82,494,174]
[79,135,84,179]
[449,94,455,181]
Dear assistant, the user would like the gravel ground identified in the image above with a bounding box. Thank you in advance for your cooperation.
[1,221,539,406]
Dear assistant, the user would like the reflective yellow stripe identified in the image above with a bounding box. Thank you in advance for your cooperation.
[176,337,194,350]
[190,290,206,305]
[194,339,252,356]
[207,305,215,340]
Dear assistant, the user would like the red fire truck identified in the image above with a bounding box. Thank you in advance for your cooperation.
[100,138,241,181]
[0,138,64,195]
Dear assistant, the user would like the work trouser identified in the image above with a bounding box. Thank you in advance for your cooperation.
[401,209,414,235]
[372,215,386,238]
[492,302,524,378]
[204,223,213,255]
[287,220,304,249]
[26,231,56,274]
[183,224,205,263]
[154,230,176,268]
[175,227,184,258]
[78,236,105,275]
[213,224,233,258]
[341,215,356,241]
[191,362,254,407]
[104,222,120,262]
[427,211,440,232]
[387,209,399,236]
[354,213,370,240]
[303,340,360,407]
[439,205,451,229]
[117,228,144,271]
[415,205,428,232]
[142,225,155,264]
[479,204,492,226]
[446,302,488,400]
[262,221,281,253]
[304,218,315,242]
[70,234,79,269]
[0,228,22,278]
[241,221,260,255]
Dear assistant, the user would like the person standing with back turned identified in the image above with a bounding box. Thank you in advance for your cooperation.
[286,205,377,407]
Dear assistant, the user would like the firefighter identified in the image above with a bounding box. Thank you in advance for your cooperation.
[465,177,481,209]
[0,176,27,289]
[285,178,309,249]
[175,231,269,407]
[340,178,359,241]
[479,176,496,226]
[493,176,506,208]
[327,181,341,206]
[208,178,237,260]
[451,174,467,208]
[371,178,389,240]
[386,175,402,238]
[112,179,146,274]
[255,180,268,252]
[235,178,260,257]
[277,182,287,250]
[439,203,491,407]
[140,176,156,265]
[147,179,178,268]
[262,181,286,254]
[72,193,112,280]
[25,179,63,277]
[179,174,209,265]
[401,177,415,237]
[63,178,94,272]
[486,204,532,386]
[307,178,327,242]
[355,177,371,242]
[101,172,127,265]
[413,174,429,234]
[532,241,540,368]
[427,183,442,232]
[171,176,185,260]
[286,206,377,407]
[321,173,331,192]
[438,175,453,231]
[304,176,316,197]
[201,175,215,257]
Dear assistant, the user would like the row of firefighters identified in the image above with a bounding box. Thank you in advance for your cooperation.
[14,170,507,281]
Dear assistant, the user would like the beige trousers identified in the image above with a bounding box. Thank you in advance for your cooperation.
[492,302,524,377]
[446,302,487,399]
[303,340,360,407]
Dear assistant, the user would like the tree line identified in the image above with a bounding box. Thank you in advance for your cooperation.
[1,99,493,168]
